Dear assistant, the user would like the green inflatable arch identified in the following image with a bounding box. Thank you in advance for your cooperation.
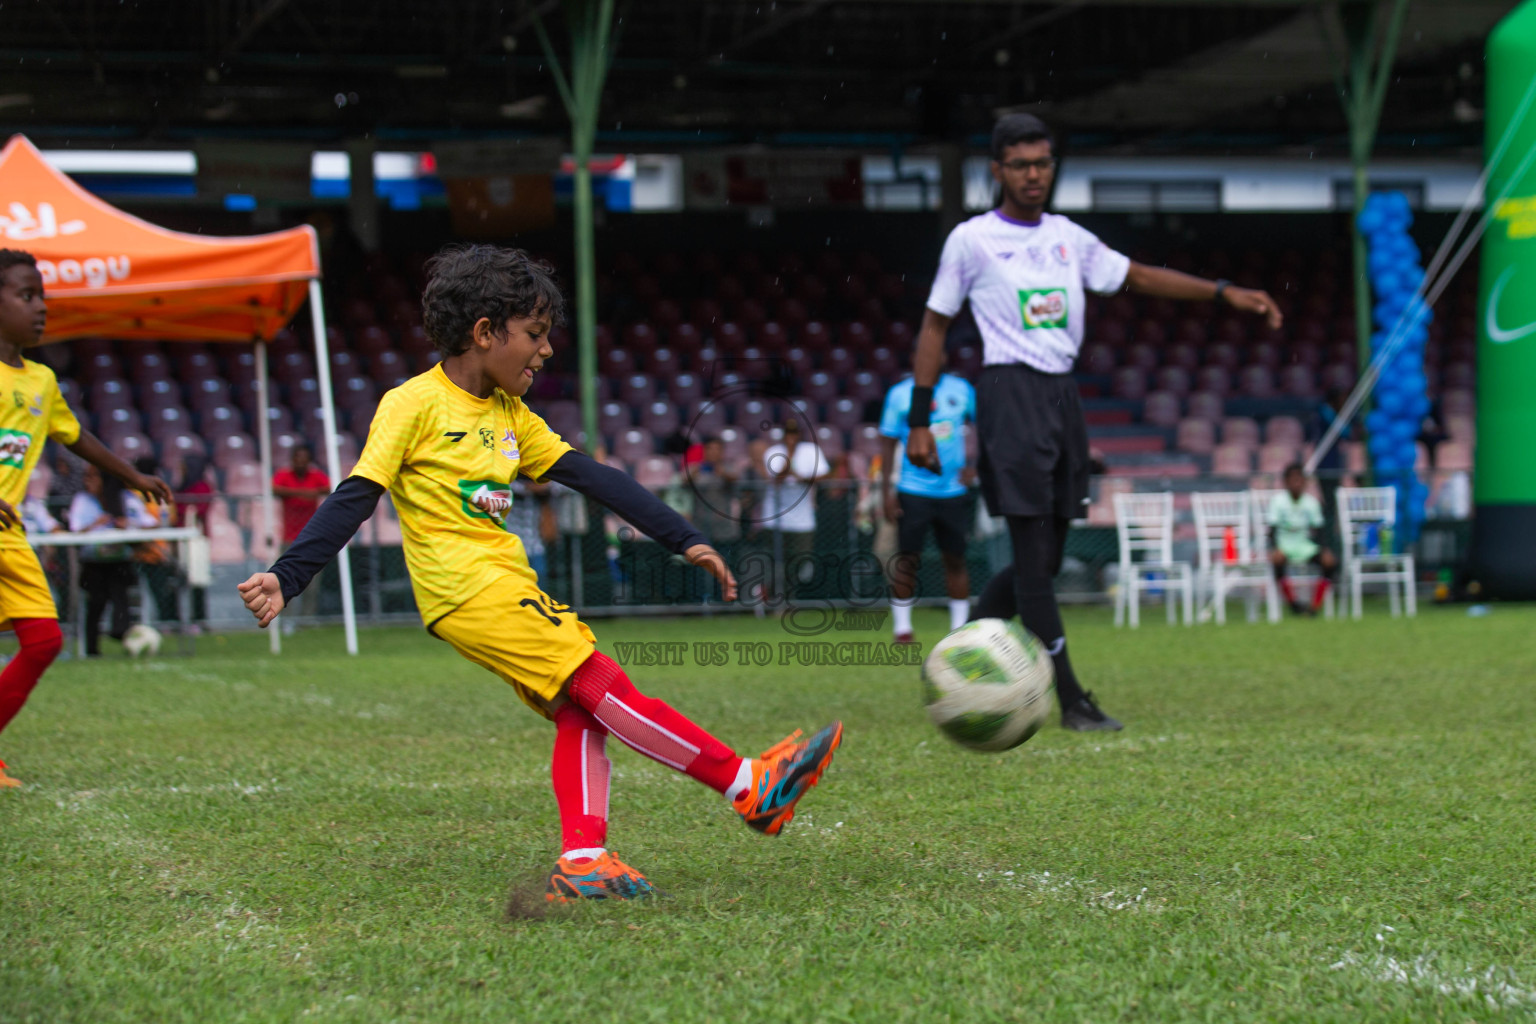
[1469,0,1536,599]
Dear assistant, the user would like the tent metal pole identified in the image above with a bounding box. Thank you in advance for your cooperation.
[308,278,359,655]
[255,339,281,655]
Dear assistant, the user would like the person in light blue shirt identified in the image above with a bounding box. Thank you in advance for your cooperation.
[879,369,976,643]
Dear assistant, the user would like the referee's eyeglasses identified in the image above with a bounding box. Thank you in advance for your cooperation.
[999,157,1056,174]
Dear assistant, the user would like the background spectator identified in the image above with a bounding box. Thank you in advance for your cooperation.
[68,467,149,656]
[272,442,332,624]
[760,420,829,601]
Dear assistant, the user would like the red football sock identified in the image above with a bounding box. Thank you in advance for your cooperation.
[1277,576,1297,605]
[551,702,610,853]
[1311,577,1333,612]
[566,651,744,794]
[0,618,63,736]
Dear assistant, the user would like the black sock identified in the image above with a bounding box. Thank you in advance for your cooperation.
[971,566,1017,621]
[1013,573,1087,708]
[1001,516,1090,710]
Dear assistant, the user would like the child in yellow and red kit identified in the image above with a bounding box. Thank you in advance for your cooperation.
[239,245,842,901]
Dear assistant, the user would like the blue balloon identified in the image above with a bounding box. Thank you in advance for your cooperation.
[1369,434,1395,458]
[1366,409,1392,434]
[1377,390,1406,415]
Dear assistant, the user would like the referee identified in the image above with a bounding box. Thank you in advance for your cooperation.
[906,113,1282,731]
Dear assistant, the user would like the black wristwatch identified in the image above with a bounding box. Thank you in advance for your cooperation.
[1213,279,1232,304]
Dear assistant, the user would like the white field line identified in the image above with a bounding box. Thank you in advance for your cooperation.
[1331,951,1536,1011]
[977,869,1165,912]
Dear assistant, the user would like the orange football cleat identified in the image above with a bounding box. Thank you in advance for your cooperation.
[545,851,661,902]
[732,721,843,836]
[0,759,20,789]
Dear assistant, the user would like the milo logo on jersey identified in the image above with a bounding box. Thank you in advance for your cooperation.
[1018,288,1068,329]
[0,428,31,468]
[458,479,512,521]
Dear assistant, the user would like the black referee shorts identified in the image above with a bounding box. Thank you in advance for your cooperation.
[897,492,972,557]
[975,363,1090,520]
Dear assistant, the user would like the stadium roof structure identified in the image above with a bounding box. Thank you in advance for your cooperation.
[0,0,1516,152]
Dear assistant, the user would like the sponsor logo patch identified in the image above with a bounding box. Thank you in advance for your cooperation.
[0,427,31,468]
[458,478,512,520]
[1018,288,1069,330]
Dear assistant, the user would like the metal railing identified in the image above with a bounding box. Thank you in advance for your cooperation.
[22,468,1472,636]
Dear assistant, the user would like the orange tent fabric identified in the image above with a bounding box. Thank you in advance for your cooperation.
[0,135,320,344]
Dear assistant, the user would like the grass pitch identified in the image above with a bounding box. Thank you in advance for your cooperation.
[3,604,1535,1023]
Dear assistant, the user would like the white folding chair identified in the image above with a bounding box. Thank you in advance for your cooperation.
[1250,487,1335,619]
[1191,491,1280,624]
[1112,491,1194,628]
[1337,486,1417,618]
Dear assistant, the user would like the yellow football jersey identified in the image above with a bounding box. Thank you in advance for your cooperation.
[0,357,81,551]
[352,363,572,623]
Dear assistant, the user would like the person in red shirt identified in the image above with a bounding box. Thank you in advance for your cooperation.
[272,443,331,622]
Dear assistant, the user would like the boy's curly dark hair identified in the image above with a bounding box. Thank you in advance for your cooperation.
[0,249,38,276]
[420,244,565,357]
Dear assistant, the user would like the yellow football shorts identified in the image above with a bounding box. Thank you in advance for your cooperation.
[430,574,596,719]
[0,543,59,632]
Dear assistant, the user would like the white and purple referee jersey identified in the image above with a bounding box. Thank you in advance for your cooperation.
[925,210,1131,374]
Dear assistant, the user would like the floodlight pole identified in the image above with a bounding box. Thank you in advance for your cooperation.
[536,0,618,451]
[1331,0,1409,381]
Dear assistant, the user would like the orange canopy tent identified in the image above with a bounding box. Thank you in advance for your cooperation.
[0,134,357,653]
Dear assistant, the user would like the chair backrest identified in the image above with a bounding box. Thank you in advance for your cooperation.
[1249,488,1283,558]
[1113,491,1176,564]
[1337,486,1396,559]
[1191,490,1254,569]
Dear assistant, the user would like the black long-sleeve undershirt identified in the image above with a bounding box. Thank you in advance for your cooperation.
[268,450,707,604]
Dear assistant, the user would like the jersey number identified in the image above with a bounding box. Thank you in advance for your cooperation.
[520,594,572,627]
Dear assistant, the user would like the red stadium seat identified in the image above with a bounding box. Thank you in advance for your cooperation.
[1176,418,1215,455]
[1142,391,1182,428]
[1195,366,1231,397]
[1238,365,1276,398]
[1153,366,1191,398]
[1187,391,1224,422]
[1112,367,1148,401]
[803,371,839,404]
[800,321,832,351]
[869,346,902,378]
[1221,417,1260,448]
[825,346,858,376]
[648,347,679,379]
[1080,344,1116,375]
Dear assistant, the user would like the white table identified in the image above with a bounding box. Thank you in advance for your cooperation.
[28,527,202,657]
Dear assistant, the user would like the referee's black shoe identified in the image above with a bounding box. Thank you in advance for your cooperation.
[1061,692,1124,732]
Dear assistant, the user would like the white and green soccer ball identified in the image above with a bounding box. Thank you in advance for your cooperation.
[921,618,1055,752]
[122,623,162,658]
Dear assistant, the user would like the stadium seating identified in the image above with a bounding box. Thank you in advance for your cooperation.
[41,240,1475,544]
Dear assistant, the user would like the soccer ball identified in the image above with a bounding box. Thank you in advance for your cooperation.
[122,624,162,658]
[921,618,1055,751]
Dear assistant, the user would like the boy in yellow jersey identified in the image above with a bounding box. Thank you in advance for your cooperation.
[0,250,174,788]
[238,245,842,901]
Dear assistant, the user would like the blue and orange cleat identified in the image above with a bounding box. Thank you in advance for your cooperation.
[732,721,843,836]
[0,758,20,789]
[545,852,662,903]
